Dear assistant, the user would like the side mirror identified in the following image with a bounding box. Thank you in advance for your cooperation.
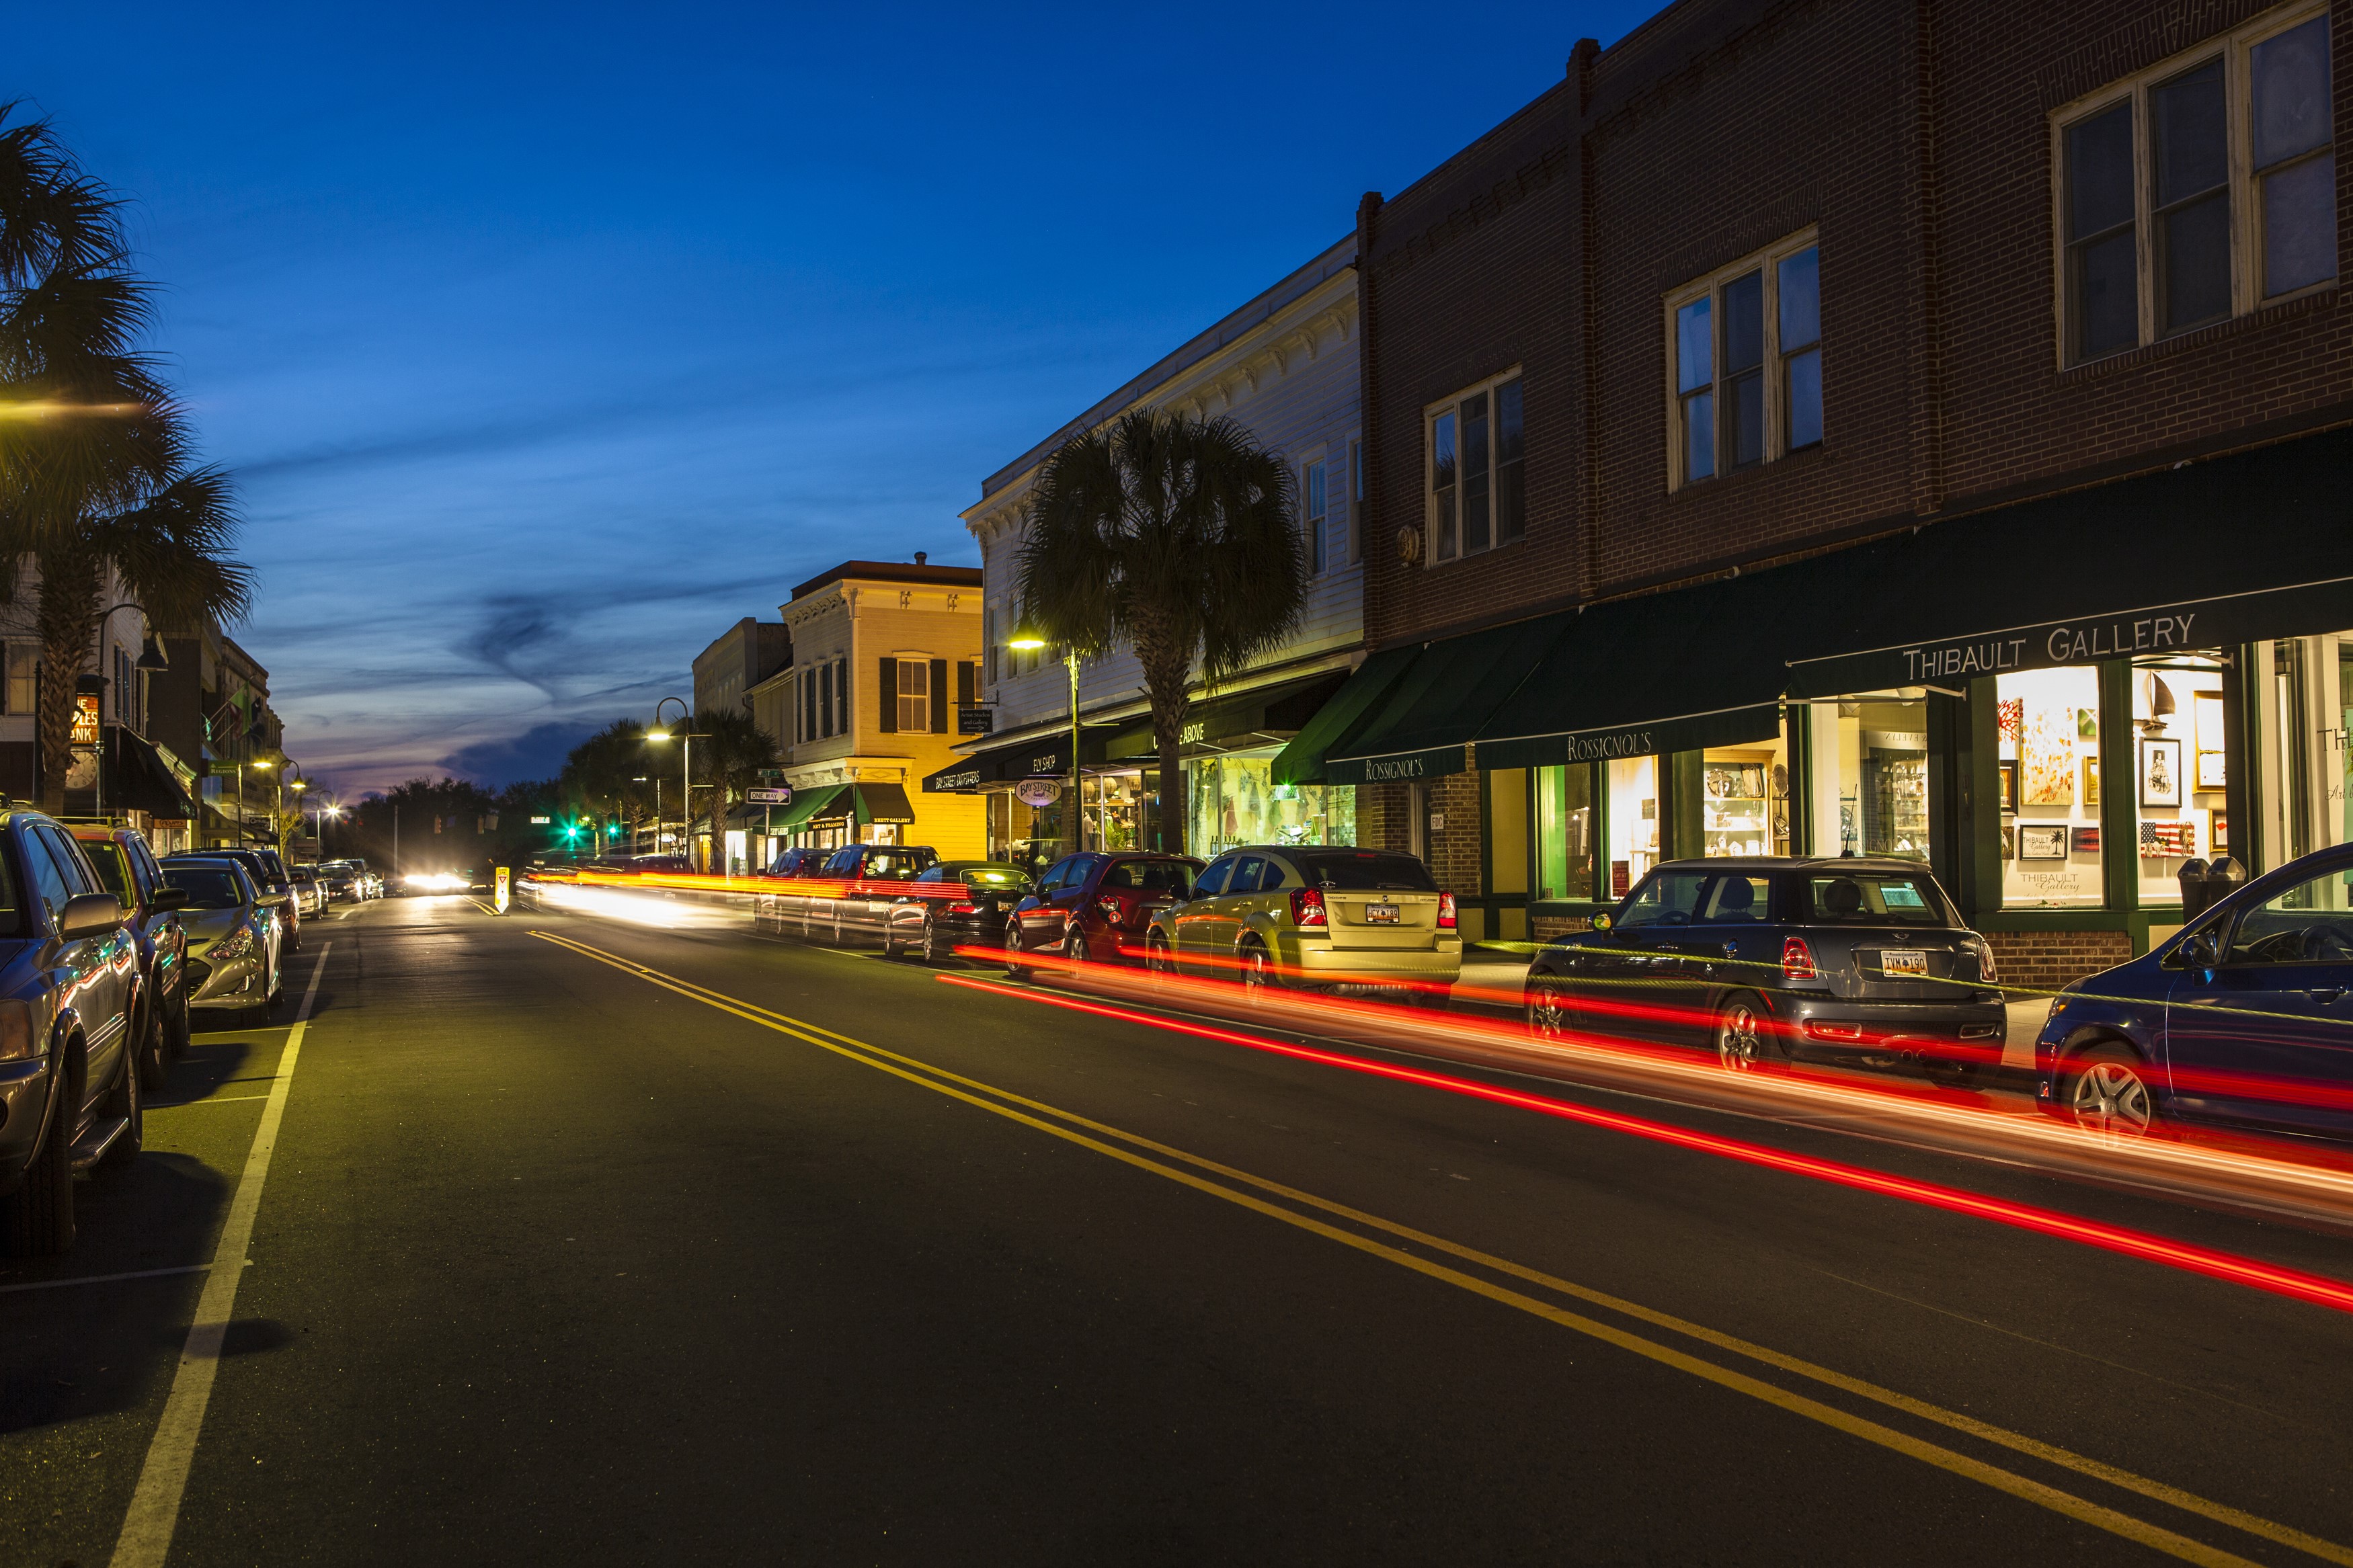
[58,892,124,942]
[151,886,190,912]
[1591,911,1614,934]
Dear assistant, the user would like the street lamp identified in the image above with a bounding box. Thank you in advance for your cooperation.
[632,776,659,854]
[645,698,710,870]
[72,601,169,820]
[1008,618,1082,856]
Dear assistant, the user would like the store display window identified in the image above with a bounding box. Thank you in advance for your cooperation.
[1187,753,1355,856]
[1606,755,1658,897]
[1997,666,2103,907]
[1701,735,1789,858]
[1801,691,1931,862]
[2132,653,2233,904]
[1533,764,1596,901]
[2252,634,2353,873]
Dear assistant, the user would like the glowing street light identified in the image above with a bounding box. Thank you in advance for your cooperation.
[1008,618,1082,855]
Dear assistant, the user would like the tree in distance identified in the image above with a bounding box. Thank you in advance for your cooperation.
[1015,409,1305,854]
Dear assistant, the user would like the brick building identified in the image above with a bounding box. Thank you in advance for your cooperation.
[1277,0,2353,988]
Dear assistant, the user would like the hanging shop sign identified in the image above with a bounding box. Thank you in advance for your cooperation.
[1014,778,1062,807]
[71,695,99,747]
[957,705,995,736]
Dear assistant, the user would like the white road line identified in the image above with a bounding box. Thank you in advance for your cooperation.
[109,944,330,1568]
[0,1263,226,1294]
[146,1095,273,1109]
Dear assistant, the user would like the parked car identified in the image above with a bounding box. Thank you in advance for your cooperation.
[315,860,359,901]
[881,862,1035,962]
[753,843,941,944]
[157,857,284,1022]
[1142,846,1463,1003]
[69,824,192,1091]
[2036,842,2353,1139]
[180,847,303,954]
[1522,858,2005,1080]
[286,863,327,917]
[0,811,147,1257]
[1004,853,1203,973]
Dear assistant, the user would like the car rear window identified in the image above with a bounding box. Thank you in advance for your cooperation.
[1295,851,1439,892]
[1798,871,1950,925]
[1101,859,1195,892]
[81,841,133,902]
[955,864,1032,891]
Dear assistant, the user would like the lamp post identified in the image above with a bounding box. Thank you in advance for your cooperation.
[81,600,169,820]
[645,699,709,870]
[633,776,658,854]
[1006,620,1081,856]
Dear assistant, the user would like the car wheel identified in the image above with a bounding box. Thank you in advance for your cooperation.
[1005,923,1032,981]
[1065,921,1088,967]
[1714,994,1772,1072]
[1239,941,1274,1004]
[922,914,948,964]
[166,982,191,1059]
[881,921,901,959]
[2,1070,75,1256]
[98,1050,141,1173]
[134,990,168,1094]
[2063,1043,2157,1136]
[1527,979,1572,1040]
[1146,933,1176,983]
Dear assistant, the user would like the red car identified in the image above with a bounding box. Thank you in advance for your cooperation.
[1006,852,1204,972]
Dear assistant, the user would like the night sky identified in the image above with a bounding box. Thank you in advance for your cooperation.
[13,1,1651,797]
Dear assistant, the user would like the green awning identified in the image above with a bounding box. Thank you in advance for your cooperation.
[854,782,916,824]
[1105,669,1352,764]
[1269,648,1419,785]
[770,784,846,831]
[1321,614,1575,786]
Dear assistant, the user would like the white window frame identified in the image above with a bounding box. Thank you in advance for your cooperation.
[1347,436,1363,564]
[2051,1,2336,367]
[1302,451,1328,576]
[1423,367,1525,567]
[895,657,932,734]
[1663,227,1821,492]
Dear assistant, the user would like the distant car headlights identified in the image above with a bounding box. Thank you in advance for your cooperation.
[0,999,32,1061]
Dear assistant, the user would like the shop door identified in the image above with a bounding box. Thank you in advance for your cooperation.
[2165,864,2353,1134]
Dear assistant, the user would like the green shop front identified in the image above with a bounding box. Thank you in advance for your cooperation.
[1276,425,2353,986]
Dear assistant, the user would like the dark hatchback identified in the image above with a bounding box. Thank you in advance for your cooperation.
[2036,841,2353,1140]
[881,862,1035,962]
[1524,858,2006,1081]
[1007,852,1205,972]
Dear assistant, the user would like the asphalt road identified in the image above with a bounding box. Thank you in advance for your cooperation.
[5,891,2353,1566]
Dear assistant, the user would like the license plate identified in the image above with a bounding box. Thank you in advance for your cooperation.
[1881,950,1927,976]
[1364,903,1400,925]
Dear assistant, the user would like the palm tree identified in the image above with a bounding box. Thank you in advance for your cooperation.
[1014,409,1306,855]
[34,468,251,813]
[694,708,779,874]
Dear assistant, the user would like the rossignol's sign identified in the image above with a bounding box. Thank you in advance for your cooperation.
[1327,745,1467,787]
[1359,756,1426,781]
[1562,728,1654,761]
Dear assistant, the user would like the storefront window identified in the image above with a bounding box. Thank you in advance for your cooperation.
[1085,772,1145,851]
[1701,737,1788,858]
[2248,634,2353,875]
[1187,753,1355,856]
[1803,690,1930,862]
[1607,755,1659,897]
[1534,764,1595,900]
[2133,653,2233,903]
[1999,666,2103,908]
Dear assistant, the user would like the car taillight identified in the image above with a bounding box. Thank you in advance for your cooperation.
[1291,886,1327,928]
[946,902,979,915]
[1970,940,1998,983]
[1099,897,1127,924]
[1437,891,1457,930]
[1782,936,1817,979]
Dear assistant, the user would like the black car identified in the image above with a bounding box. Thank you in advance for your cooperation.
[764,847,832,878]
[1523,858,2006,1082]
[881,862,1035,962]
[1006,852,1204,971]
[2036,842,2353,1139]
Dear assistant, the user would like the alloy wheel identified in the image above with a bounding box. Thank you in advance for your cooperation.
[1527,982,1569,1040]
[1716,999,1766,1072]
[1240,944,1271,1002]
[2067,1055,2153,1135]
[1065,922,1088,966]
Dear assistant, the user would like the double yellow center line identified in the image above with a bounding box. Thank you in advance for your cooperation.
[530,927,2343,1567]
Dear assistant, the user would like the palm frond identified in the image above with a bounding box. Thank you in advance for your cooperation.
[83,465,252,630]
[0,106,124,288]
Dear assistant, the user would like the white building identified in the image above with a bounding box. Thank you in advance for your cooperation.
[943,236,1363,862]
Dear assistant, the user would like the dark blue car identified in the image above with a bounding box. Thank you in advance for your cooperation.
[2037,842,2353,1139]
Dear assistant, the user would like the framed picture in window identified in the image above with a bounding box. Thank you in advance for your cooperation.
[2194,693,2226,788]
[1996,760,2018,813]
[2140,738,2182,808]
[2018,822,2069,861]
[2082,756,2100,807]
[2196,746,2227,790]
[2000,823,2017,860]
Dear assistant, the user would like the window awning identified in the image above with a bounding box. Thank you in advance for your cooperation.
[104,729,203,819]
[1320,614,1576,786]
[952,729,1112,783]
[1269,647,1419,786]
[1474,574,1793,770]
[1104,669,1351,764]
[770,784,846,831]
[922,759,984,794]
[852,782,917,824]
[1782,423,2353,697]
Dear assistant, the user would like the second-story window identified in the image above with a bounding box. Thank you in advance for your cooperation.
[1304,458,1326,575]
[2058,5,2334,364]
[1425,372,1524,563]
[1347,438,1363,564]
[896,659,930,732]
[1668,231,1821,489]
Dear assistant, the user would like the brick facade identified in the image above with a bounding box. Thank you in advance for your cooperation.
[1981,930,2135,997]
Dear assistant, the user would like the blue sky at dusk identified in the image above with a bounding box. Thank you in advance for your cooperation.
[14,1,1653,797]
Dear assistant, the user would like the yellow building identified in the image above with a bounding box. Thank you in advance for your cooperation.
[767,556,986,861]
